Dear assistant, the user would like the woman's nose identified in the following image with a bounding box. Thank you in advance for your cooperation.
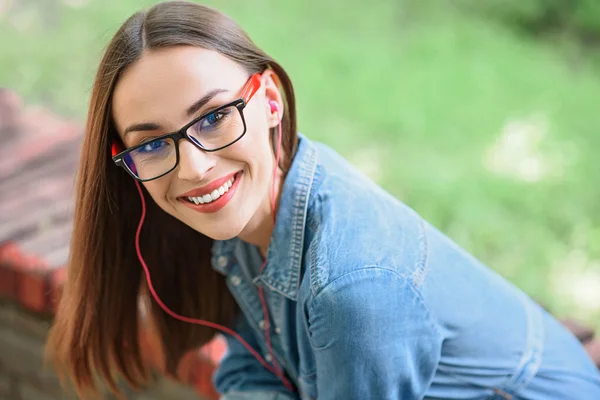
[176,140,216,182]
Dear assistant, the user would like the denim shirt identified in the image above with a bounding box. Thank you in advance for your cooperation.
[210,134,600,400]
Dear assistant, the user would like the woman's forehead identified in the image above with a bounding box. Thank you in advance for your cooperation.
[111,46,247,135]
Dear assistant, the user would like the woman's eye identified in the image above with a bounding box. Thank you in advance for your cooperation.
[205,112,222,125]
[198,109,230,130]
[139,140,167,153]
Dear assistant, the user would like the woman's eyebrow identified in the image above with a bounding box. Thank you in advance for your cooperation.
[123,88,229,137]
[186,88,229,117]
[123,122,161,137]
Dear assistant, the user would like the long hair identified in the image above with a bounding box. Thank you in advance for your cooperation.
[46,1,298,397]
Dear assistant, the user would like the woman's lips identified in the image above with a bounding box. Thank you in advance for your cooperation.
[178,171,242,214]
[178,171,239,199]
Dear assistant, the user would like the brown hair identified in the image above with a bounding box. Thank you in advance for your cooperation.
[46,1,298,397]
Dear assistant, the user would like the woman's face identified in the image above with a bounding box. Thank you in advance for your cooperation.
[112,46,283,240]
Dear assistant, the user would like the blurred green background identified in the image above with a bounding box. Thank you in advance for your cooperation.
[1,0,599,327]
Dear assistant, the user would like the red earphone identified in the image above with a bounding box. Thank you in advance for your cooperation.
[132,98,294,392]
[269,99,279,114]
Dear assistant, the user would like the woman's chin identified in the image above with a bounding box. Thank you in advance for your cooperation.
[189,220,245,241]
[203,229,240,241]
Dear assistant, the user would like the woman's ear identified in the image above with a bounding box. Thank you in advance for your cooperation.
[261,70,284,128]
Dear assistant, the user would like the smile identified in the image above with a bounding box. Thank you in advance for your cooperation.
[187,176,234,204]
[178,171,242,213]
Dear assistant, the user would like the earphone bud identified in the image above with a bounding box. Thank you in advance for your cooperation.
[269,100,279,114]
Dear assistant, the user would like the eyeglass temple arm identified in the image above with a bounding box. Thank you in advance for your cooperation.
[240,73,262,105]
[111,141,124,158]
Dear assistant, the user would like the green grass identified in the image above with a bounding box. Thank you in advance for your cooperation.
[2,0,599,327]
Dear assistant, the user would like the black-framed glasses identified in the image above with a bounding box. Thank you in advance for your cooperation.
[111,73,262,182]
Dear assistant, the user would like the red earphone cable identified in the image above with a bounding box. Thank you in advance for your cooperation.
[256,113,284,381]
[133,112,294,392]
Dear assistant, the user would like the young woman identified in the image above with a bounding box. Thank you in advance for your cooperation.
[47,1,600,399]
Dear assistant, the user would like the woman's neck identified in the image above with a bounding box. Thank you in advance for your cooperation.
[237,167,285,258]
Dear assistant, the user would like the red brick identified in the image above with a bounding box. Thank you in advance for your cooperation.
[0,242,21,299]
[15,262,52,314]
[0,242,52,313]
[0,241,22,264]
[0,262,17,299]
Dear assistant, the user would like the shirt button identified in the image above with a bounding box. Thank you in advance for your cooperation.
[258,320,266,330]
[217,256,228,268]
[275,326,281,334]
[230,275,241,286]
[265,354,273,363]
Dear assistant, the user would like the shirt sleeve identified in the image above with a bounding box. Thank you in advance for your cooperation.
[213,315,299,400]
[307,267,442,399]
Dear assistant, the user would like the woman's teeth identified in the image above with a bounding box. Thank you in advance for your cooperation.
[187,176,235,205]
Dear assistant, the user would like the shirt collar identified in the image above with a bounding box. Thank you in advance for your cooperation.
[211,134,318,300]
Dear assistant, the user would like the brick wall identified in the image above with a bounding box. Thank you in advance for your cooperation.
[0,89,223,400]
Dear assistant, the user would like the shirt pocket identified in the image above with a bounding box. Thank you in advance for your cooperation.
[298,372,317,400]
